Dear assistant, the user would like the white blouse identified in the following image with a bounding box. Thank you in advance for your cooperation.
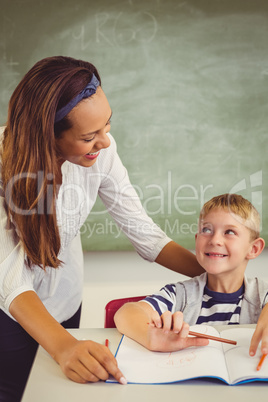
[0,129,171,322]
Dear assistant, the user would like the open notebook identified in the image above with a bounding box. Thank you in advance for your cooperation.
[107,326,268,385]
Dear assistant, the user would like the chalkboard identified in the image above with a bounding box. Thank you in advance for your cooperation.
[1,0,267,251]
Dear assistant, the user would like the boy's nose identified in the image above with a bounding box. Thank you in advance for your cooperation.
[209,233,223,246]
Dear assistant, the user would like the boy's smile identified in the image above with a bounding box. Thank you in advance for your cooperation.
[204,252,228,258]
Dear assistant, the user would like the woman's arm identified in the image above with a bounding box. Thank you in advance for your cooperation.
[97,136,203,278]
[155,241,205,277]
[9,291,127,384]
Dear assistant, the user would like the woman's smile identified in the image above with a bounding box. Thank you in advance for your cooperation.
[84,151,100,160]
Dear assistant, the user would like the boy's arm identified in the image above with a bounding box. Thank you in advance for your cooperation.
[249,303,268,356]
[114,301,208,352]
[114,301,153,347]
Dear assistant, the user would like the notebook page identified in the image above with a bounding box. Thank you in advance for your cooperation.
[113,326,230,384]
[221,327,268,384]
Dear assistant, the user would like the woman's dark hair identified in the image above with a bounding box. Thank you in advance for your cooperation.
[2,56,101,269]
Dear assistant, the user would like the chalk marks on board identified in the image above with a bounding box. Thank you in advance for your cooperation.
[112,11,157,45]
[72,11,158,50]
[72,25,100,51]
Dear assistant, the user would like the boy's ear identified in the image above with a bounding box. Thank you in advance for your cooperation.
[247,238,265,260]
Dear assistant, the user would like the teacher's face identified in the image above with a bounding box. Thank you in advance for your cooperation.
[56,86,111,168]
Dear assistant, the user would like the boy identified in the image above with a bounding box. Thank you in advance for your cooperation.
[115,194,268,358]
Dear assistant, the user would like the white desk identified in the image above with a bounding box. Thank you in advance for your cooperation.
[22,327,267,402]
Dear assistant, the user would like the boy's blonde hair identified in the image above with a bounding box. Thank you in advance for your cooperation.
[199,194,260,240]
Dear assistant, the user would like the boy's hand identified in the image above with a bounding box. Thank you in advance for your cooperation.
[249,304,268,357]
[147,311,209,352]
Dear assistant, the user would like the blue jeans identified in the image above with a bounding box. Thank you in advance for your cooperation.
[0,305,81,402]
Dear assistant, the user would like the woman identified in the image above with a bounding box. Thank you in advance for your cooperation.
[0,56,203,401]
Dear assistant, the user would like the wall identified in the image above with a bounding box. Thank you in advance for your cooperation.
[1,0,267,250]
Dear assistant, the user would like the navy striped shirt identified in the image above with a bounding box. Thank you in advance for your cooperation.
[196,284,244,325]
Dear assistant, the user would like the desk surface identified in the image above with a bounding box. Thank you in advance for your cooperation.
[22,327,267,402]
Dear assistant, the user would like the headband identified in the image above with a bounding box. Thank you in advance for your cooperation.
[55,74,100,123]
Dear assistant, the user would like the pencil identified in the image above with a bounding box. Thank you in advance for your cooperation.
[189,331,237,345]
[105,339,109,348]
[147,323,237,345]
[256,353,267,371]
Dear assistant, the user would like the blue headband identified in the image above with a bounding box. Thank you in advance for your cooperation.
[55,74,100,123]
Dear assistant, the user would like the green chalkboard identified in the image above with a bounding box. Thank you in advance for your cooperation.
[1,0,267,250]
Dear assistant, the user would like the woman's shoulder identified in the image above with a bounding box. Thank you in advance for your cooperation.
[104,132,117,152]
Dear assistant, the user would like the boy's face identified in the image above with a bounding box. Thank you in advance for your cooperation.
[195,209,255,291]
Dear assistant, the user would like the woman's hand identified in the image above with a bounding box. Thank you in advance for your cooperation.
[56,338,127,384]
[147,310,209,352]
[9,292,127,385]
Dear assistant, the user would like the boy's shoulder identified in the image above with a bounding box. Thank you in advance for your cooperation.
[244,276,268,302]
[175,272,207,303]
[176,272,207,288]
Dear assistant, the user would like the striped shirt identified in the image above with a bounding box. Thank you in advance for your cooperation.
[196,284,244,325]
[144,282,246,326]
